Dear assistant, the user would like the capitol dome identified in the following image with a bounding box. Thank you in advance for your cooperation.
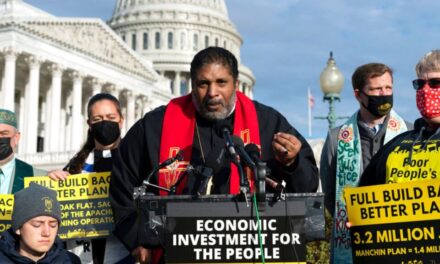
[109,0,255,98]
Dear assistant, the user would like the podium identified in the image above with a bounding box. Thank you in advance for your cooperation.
[137,193,324,263]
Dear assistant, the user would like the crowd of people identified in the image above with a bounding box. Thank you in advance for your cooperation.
[0,47,438,263]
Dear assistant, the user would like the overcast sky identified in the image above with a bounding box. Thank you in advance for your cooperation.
[26,0,440,138]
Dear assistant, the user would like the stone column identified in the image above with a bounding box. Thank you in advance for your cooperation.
[70,71,84,150]
[106,84,119,99]
[142,95,150,116]
[23,56,42,154]
[48,64,63,152]
[125,90,135,129]
[2,48,18,111]
[188,77,192,93]
[173,71,181,96]
[137,30,143,50]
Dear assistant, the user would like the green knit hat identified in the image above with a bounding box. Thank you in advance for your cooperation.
[0,109,17,128]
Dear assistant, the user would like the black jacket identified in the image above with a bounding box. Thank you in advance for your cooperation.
[109,100,319,251]
[360,118,440,186]
[0,228,81,264]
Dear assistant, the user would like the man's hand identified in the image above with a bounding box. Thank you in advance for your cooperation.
[47,170,70,181]
[132,246,151,264]
[272,132,301,167]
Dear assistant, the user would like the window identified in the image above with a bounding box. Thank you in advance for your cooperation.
[131,33,137,50]
[143,32,148,49]
[168,32,173,49]
[204,36,209,48]
[193,33,198,51]
[223,40,227,48]
[122,34,126,42]
[155,32,161,49]
[215,38,219,47]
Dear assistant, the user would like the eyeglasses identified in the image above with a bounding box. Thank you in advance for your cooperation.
[412,78,440,90]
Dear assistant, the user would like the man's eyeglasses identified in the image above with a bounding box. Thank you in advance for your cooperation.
[412,78,440,90]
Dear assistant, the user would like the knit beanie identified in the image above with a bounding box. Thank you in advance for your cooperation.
[12,183,61,231]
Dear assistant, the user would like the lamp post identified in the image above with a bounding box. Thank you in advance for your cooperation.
[315,52,346,130]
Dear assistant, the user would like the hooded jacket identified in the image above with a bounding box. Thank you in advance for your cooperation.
[360,118,440,186]
[0,228,81,264]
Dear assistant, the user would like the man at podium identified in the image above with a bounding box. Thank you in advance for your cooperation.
[109,47,319,264]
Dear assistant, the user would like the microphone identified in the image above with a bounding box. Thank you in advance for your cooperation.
[245,144,284,193]
[215,120,238,161]
[195,145,226,195]
[142,150,184,192]
[215,120,249,205]
[242,143,266,211]
[231,136,256,168]
[244,143,261,165]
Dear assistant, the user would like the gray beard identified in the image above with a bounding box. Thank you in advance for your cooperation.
[192,92,236,121]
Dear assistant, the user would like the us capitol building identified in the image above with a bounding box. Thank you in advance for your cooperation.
[0,0,255,169]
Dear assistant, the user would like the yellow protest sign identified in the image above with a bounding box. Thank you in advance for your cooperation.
[344,179,440,262]
[344,179,440,226]
[25,172,114,239]
[0,194,13,232]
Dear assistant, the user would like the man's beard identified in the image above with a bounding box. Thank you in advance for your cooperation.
[192,92,236,121]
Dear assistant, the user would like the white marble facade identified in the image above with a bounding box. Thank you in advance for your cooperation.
[0,0,255,170]
[0,0,172,169]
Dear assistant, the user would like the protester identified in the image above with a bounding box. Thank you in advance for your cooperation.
[0,182,80,263]
[320,63,412,263]
[48,93,133,263]
[0,109,45,194]
[110,47,319,264]
[360,50,440,186]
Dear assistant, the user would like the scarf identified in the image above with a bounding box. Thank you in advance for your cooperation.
[158,91,261,195]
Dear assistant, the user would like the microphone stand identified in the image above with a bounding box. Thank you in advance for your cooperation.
[255,161,267,212]
[230,156,249,207]
[218,125,250,207]
[134,151,183,200]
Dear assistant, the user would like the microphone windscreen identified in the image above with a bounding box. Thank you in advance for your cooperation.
[231,135,244,148]
[245,143,260,158]
[175,150,184,161]
[214,119,232,137]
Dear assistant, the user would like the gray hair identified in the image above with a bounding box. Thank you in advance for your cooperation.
[416,50,440,77]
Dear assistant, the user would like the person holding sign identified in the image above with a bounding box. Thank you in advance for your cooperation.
[0,183,80,263]
[48,93,133,264]
[0,109,45,194]
[110,47,319,264]
[320,63,412,263]
[360,50,440,186]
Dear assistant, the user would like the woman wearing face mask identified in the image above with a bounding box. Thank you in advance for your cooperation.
[360,50,440,186]
[48,93,134,264]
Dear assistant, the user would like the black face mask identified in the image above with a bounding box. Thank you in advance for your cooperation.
[361,92,393,117]
[0,138,13,160]
[90,121,121,146]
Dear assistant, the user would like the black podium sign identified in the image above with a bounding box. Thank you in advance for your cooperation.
[138,193,324,263]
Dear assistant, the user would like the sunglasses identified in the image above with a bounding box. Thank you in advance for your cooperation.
[412,78,440,90]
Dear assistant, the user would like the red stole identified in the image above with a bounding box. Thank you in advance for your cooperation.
[158,91,261,195]
[152,92,260,264]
